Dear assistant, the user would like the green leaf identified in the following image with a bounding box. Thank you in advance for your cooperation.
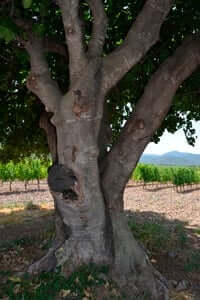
[22,0,32,9]
[32,24,45,36]
[0,25,16,43]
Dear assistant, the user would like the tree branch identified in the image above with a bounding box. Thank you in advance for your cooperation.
[39,110,57,163]
[13,17,67,58]
[43,38,67,58]
[101,0,173,94]
[101,35,200,208]
[11,17,63,112]
[87,0,107,57]
[57,0,87,82]
[25,35,62,112]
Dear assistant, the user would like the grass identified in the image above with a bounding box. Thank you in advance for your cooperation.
[0,229,55,251]
[0,264,124,300]
[170,291,194,300]
[194,228,200,235]
[0,265,152,300]
[25,201,40,210]
[129,220,170,252]
[0,202,54,226]
[0,201,25,210]
[184,249,200,272]
[128,219,188,254]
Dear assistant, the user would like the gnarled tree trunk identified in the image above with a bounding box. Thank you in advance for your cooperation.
[32,74,169,299]
[15,0,200,298]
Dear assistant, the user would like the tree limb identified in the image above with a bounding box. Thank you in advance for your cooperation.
[25,35,62,112]
[11,17,63,112]
[101,35,200,208]
[43,38,67,58]
[101,0,173,94]
[39,110,58,163]
[87,0,107,57]
[13,17,67,58]
[57,0,87,82]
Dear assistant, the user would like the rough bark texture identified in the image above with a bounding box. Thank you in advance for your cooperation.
[15,0,200,298]
[39,111,58,163]
[30,82,170,298]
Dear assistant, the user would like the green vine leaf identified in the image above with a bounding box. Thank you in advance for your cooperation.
[0,25,16,43]
[22,0,32,9]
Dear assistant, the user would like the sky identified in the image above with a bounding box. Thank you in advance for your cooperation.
[144,121,200,155]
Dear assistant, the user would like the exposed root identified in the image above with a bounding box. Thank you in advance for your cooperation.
[154,269,169,300]
[28,246,59,275]
[110,211,169,300]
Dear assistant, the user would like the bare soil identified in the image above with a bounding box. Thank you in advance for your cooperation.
[125,182,200,228]
[0,180,200,299]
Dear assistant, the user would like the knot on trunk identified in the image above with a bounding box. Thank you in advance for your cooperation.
[48,164,78,201]
[73,90,90,117]
[26,73,38,92]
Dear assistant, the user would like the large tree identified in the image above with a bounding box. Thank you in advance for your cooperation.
[1,0,200,298]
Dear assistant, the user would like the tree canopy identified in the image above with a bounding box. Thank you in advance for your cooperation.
[0,0,200,161]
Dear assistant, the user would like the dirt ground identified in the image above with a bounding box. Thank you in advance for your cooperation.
[125,182,200,228]
[0,180,200,299]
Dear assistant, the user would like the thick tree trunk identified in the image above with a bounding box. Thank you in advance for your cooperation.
[15,2,200,298]
[29,89,169,300]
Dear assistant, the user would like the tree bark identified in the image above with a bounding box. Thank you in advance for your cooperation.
[29,74,169,299]
[39,110,58,163]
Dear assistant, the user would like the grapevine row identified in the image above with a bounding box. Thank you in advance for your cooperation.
[0,159,50,191]
[132,164,200,191]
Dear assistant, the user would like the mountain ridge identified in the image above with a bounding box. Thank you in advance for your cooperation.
[140,151,200,166]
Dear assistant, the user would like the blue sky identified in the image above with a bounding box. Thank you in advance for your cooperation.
[144,121,200,155]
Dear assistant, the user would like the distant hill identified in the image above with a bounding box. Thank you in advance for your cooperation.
[140,151,200,166]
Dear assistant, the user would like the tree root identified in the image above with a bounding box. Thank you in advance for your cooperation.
[28,245,60,275]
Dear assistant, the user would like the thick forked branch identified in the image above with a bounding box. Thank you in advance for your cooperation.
[25,35,62,112]
[13,17,67,58]
[87,0,107,57]
[57,0,87,81]
[12,17,62,112]
[43,39,67,58]
[102,36,200,208]
[101,0,172,93]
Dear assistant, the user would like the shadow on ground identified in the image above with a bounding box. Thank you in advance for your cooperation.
[0,208,54,246]
[126,209,200,299]
[0,206,199,299]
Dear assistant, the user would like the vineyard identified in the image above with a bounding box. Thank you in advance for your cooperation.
[0,160,200,192]
[132,164,200,191]
[0,159,50,191]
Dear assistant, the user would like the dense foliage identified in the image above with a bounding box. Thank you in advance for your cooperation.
[0,0,200,160]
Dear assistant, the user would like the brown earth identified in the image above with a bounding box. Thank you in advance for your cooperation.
[0,180,200,299]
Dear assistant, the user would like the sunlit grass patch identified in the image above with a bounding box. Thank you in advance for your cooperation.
[0,204,54,226]
[193,228,200,235]
[25,201,40,210]
[171,291,194,300]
